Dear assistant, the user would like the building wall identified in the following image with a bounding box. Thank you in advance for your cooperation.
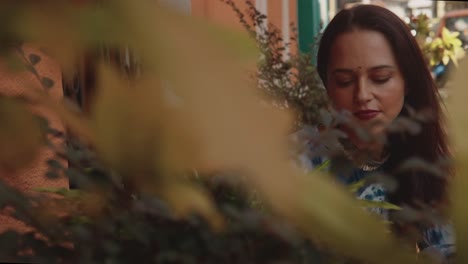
[191,0,250,31]
[0,43,68,233]
[191,0,298,56]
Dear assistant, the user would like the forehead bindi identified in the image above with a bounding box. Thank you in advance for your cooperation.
[328,29,398,74]
[332,65,396,77]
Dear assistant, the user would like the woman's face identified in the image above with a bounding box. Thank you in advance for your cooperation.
[326,29,405,141]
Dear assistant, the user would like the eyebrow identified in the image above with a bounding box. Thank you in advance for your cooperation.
[331,65,395,74]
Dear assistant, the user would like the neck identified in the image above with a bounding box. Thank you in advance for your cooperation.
[340,130,389,167]
[354,139,386,161]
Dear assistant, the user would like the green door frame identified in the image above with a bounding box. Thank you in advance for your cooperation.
[297,0,322,64]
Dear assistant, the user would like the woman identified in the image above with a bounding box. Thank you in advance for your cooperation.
[307,4,454,262]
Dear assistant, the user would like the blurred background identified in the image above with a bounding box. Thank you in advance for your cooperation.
[150,0,467,96]
[67,0,467,114]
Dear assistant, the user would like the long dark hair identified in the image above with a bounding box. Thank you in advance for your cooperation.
[316,5,452,208]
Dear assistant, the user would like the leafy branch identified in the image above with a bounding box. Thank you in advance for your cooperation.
[222,0,329,130]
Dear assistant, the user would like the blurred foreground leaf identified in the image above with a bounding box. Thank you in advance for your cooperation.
[111,2,423,263]
[0,1,434,262]
[0,98,44,172]
[90,64,225,229]
[448,57,468,263]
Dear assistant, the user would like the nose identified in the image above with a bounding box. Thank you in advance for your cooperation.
[355,78,372,104]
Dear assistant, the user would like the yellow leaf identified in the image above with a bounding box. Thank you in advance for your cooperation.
[452,38,462,47]
[160,181,225,231]
[15,1,431,261]
[12,2,87,77]
[258,167,422,264]
[431,38,442,48]
[442,55,450,65]
[91,64,163,177]
[106,2,427,262]
[448,56,468,264]
[441,27,454,40]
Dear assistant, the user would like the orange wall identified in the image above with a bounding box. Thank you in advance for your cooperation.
[269,1,283,33]
[191,0,250,31]
[288,0,299,56]
[191,0,298,55]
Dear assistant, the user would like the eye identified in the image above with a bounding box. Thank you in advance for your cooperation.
[335,79,354,87]
[372,76,391,84]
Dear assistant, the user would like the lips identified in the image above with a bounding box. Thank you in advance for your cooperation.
[353,110,380,120]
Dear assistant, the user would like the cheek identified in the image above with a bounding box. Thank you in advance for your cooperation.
[387,97,404,118]
[380,85,405,118]
[327,89,353,110]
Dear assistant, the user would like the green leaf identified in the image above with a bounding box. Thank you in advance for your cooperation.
[357,200,401,210]
[28,54,41,65]
[347,178,367,193]
[314,159,331,172]
[41,77,55,89]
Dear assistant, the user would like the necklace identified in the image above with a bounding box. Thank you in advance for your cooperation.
[339,138,389,171]
[359,156,389,171]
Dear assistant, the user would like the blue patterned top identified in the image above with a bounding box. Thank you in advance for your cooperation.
[308,155,455,262]
[292,128,455,262]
